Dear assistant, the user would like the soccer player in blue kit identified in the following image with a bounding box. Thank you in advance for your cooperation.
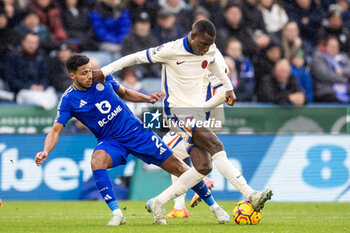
[34,54,226,226]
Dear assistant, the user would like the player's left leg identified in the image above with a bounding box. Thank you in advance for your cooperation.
[91,149,126,226]
[192,127,273,211]
[164,174,189,218]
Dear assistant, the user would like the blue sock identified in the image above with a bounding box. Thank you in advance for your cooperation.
[93,169,119,211]
[191,180,215,206]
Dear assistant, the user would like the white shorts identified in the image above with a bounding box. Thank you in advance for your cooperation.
[162,131,189,160]
[165,107,206,152]
[164,107,225,155]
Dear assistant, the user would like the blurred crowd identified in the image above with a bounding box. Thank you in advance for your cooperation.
[1,0,350,108]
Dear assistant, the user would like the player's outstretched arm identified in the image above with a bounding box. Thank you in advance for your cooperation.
[35,123,64,167]
[203,85,226,110]
[116,85,165,104]
[101,50,151,76]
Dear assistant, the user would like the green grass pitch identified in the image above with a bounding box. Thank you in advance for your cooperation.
[1,201,349,233]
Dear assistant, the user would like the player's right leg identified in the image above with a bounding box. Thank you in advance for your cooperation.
[147,153,229,224]
[162,132,189,218]
[91,149,126,226]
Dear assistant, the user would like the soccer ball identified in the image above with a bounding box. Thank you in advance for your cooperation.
[232,200,261,225]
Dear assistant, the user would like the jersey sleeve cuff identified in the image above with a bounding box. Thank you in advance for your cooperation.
[146,49,153,64]
[101,66,109,77]
[223,79,234,91]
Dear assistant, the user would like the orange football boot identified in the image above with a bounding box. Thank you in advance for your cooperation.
[164,207,189,218]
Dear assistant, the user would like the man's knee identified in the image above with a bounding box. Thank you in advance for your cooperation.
[173,164,188,177]
[194,162,212,175]
[211,139,224,154]
[193,128,224,154]
[160,154,189,177]
[91,152,111,170]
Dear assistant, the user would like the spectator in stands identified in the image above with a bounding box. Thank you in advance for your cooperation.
[241,0,271,52]
[290,49,313,102]
[224,56,254,101]
[192,6,210,23]
[285,0,331,14]
[311,36,350,103]
[253,39,282,92]
[13,9,55,53]
[152,9,185,44]
[119,67,148,116]
[242,0,266,33]
[4,32,57,109]
[317,4,350,55]
[27,0,67,42]
[0,8,17,80]
[61,0,98,52]
[158,0,192,32]
[200,0,224,29]
[0,8,16,101]
[127,0,159,28]
[90,0,131,53]
[258,0,288,34]
[257,59,306,106]
[279,21,304,62]
[285,0,324,50]
[225,38,255,96]
[216,2,259,60]
[0,0,23,27]
[48,42,72,94]
[336,0,350,28]
[121,11,160,78]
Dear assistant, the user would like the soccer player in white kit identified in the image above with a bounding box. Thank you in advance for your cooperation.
[94,20,272,224]
[163,50,269,218]
[163,50,225,218]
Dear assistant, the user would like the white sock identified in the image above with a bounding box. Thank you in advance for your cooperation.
[171,175,186,209]
[209,202,219,211]
[212,151,254,199]
[112,209,122,216]
[157,167,205,204]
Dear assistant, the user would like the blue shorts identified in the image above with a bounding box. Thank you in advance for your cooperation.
[94,127,173,168]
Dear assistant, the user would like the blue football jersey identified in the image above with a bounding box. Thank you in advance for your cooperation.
[55,75,143,140]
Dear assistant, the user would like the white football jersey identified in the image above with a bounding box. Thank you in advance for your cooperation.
[101,35,233,112]
[146,37,218,110]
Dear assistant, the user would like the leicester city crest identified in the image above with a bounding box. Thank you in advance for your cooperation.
[96,83,104,91]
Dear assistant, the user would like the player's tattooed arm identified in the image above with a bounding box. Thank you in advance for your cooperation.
[35,123,64,167]
[116,85,165,104]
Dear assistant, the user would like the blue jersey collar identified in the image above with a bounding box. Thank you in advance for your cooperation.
[183,35,194,54]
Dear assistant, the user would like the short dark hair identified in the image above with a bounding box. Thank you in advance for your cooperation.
[20,32,39,42]
[224,2,242,12]
[66,54,90,73]
[192,20,216,38]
